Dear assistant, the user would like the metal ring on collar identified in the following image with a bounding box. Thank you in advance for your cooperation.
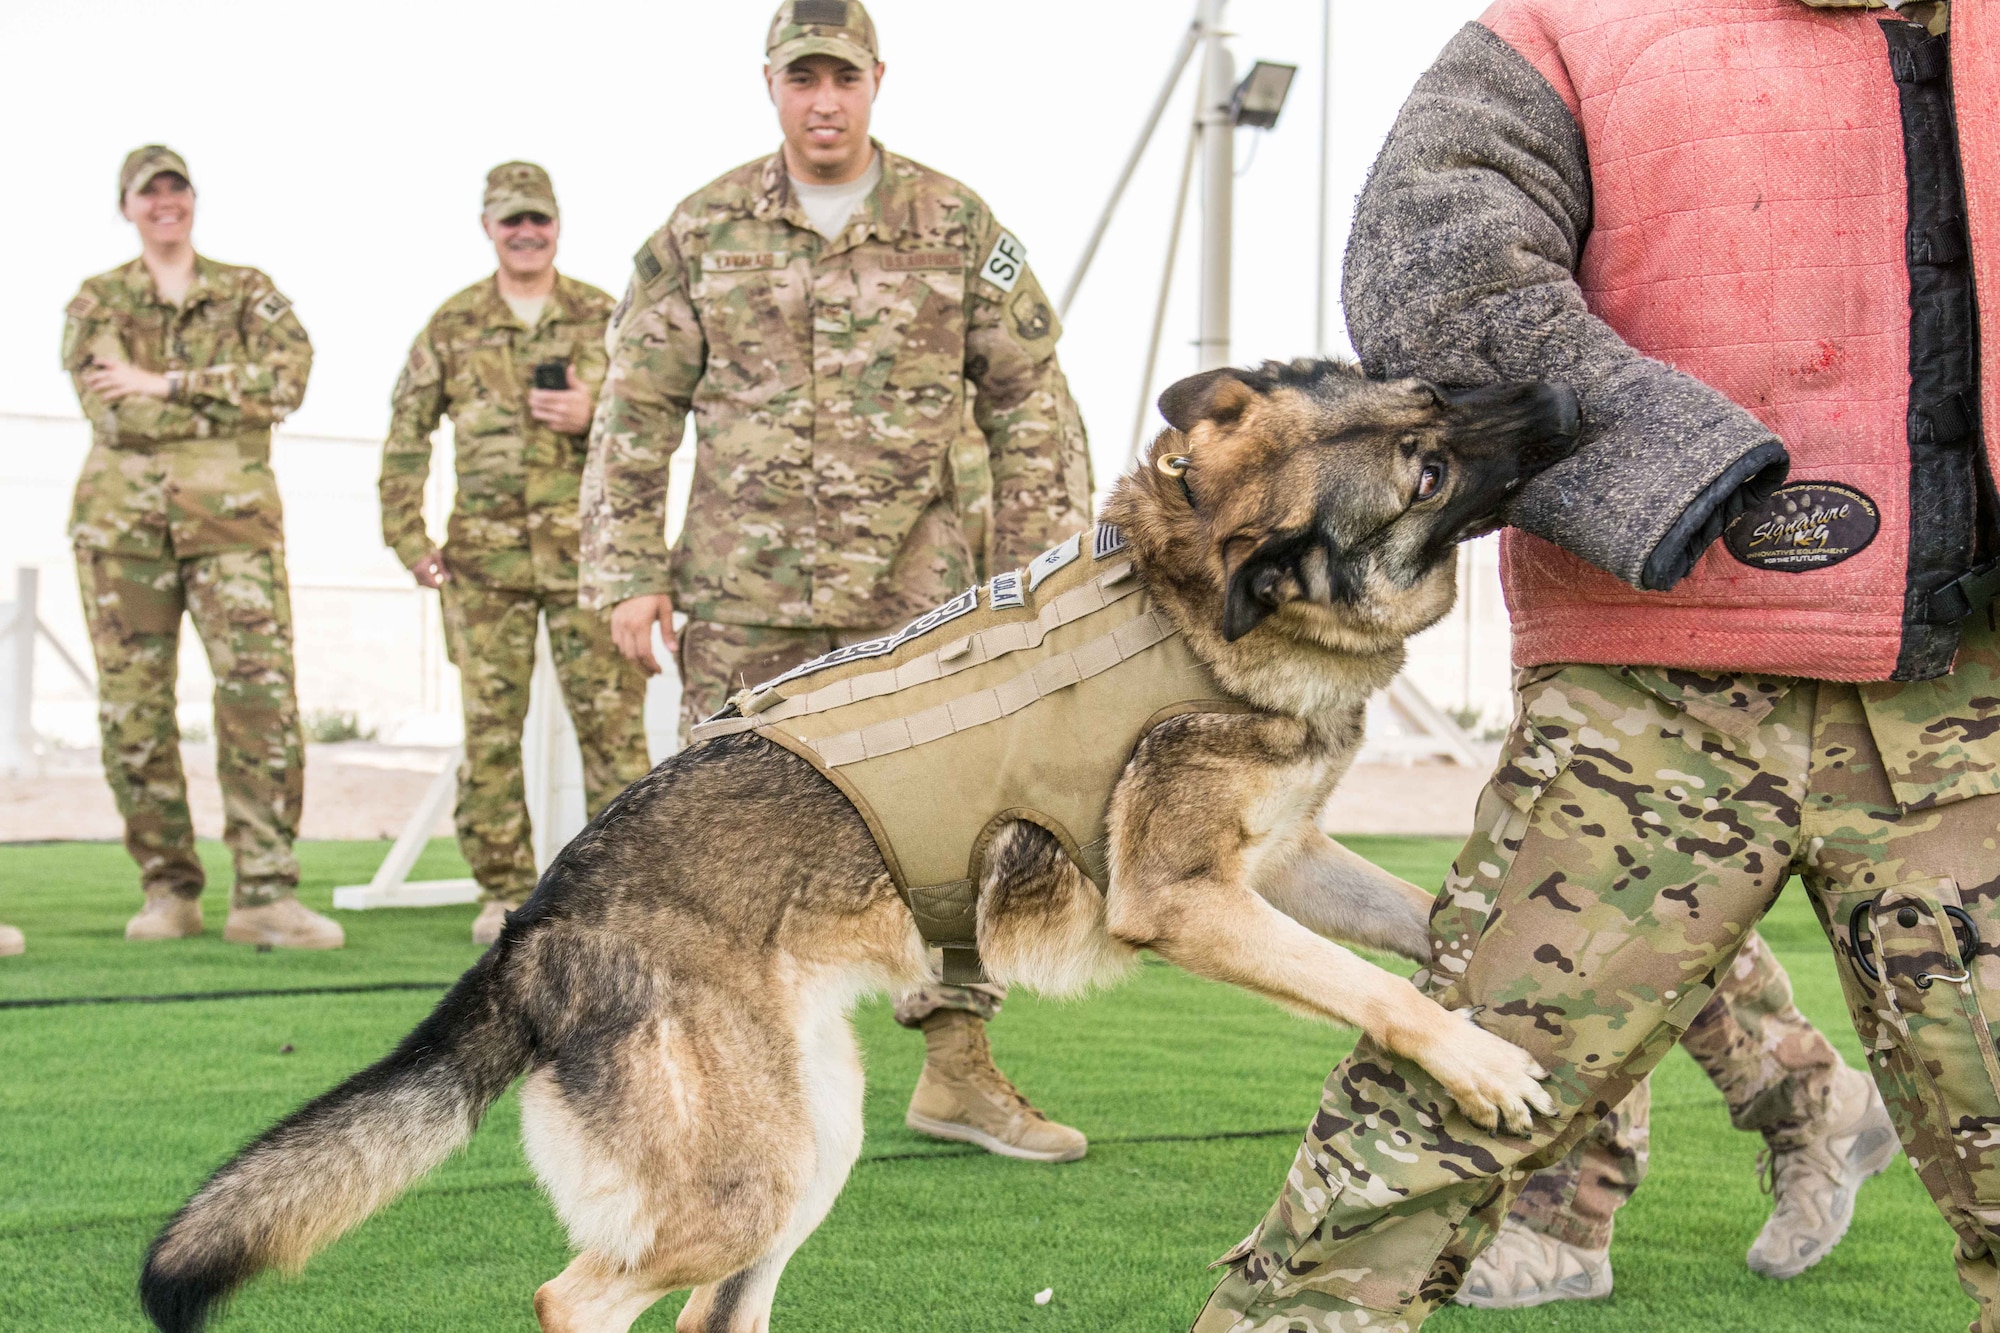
[1156,454,1192,478]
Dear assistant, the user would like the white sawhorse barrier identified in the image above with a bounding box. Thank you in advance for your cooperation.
[333,615,673,910]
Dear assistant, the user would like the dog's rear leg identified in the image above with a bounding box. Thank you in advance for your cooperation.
[676,989,868,1333]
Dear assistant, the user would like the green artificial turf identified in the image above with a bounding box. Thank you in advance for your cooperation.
[0,836,1972,1330]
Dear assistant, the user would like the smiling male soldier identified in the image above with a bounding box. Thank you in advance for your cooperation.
[381,162,651,946]
[61,145,338,951]
[582,0,1095,1161]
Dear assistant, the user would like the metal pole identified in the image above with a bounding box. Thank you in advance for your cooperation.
[1315,0,1333,354]
[1059,15,1203,318]
[1130,118,1203,464]
[1196,0,1235,371]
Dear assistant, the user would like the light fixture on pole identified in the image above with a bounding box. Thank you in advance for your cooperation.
[1230,60,1297,129]
[1057,1,1306,455]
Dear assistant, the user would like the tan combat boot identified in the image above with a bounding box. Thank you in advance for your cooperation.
[222,896,344,950]
[0,922,22,956]
[1454,1217,1612,1309]
[1746,1064,1897,1279]
[905,1009,1086,1162]
[471,900,514,947]
[125,891,204,941]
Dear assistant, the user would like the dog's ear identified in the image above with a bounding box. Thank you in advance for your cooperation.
[1221,542,1295,642]
[1158,368,1255,434]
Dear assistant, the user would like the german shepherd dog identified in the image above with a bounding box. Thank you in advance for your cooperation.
[141,359,1577,1333]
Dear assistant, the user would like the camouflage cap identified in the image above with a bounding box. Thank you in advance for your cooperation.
[119,145,191,199]
[767,0,878,70]
[483,161,559,222]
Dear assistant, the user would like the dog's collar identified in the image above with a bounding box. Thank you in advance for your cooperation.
[1156,452,1197,509]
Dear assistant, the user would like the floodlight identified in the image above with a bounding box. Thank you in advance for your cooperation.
[1230,60,1297,129]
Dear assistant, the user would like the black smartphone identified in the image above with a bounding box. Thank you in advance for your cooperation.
[532,360,569,391]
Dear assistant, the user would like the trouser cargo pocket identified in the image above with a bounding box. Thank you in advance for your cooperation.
[1856,877,2000,1209]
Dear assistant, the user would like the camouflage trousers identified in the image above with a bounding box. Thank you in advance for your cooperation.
[1508,929,1844,1250]
[75,545,303,907]
[441,580,650,904]
[679,619,1007,1025]
[1195,663,2000,1333]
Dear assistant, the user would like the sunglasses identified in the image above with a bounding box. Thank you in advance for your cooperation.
[498,211,554,227]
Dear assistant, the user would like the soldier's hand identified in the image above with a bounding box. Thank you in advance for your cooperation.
[82,359,171,402]
[528,365,595,436]
[409,551,450,589]
[611,594,675,676]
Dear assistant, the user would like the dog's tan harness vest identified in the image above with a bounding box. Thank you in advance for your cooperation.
[689,524,1251,982]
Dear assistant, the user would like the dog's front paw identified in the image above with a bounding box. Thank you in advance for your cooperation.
[1421,1010,1555,1136]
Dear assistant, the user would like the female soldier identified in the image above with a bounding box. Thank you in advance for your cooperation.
[62,145,340,949]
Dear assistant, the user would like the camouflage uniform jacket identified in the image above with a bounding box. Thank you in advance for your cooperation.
[581,143,1093,627]
[382,272,613,591]
[62,255,311,556]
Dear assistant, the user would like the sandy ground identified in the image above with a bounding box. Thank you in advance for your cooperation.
[0,743,458,843]
[0,746,1489,844]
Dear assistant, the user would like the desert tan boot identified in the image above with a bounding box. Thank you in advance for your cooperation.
[0,922,22,956]
[471,900,513,946]
[905,1009,1086,1162]
[1746,1064,1898,1280]
[125,892,204,941]
[222,897,345,950]
[1454,1217,1612,1309]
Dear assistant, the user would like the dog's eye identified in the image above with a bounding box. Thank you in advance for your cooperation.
[1416,463,1445,500]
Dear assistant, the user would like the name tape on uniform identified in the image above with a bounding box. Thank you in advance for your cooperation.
[702,250,789,273]
[979,231,1028,293]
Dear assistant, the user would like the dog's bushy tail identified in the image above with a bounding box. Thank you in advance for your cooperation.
[139,946,532,1332]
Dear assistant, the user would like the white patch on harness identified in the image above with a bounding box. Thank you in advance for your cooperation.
[979,230,1027,293]
[1092,523,1127,561]
[1027,533,1081,591]
[745,587,978,699]
[889,586,979,648]
[988,570,1025,610]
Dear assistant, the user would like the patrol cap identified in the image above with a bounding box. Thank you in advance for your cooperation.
[483,161,559,222]
[119,145,191,200]
[766,0,878,70]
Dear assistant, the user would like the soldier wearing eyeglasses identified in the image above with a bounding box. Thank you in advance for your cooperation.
[380,161,651,945]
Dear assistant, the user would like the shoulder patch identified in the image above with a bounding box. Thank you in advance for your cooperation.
[634,238,666,289]
[988,569,1026,610]
[977,230,1028,294]
[1027,532,1081,591]
[66,293,100,321]
[1092,523,1127,561]
[402,340,441,388]
[252,290,292,324]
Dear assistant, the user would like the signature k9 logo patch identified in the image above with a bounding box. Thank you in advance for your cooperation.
[1724,481,1879,572]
